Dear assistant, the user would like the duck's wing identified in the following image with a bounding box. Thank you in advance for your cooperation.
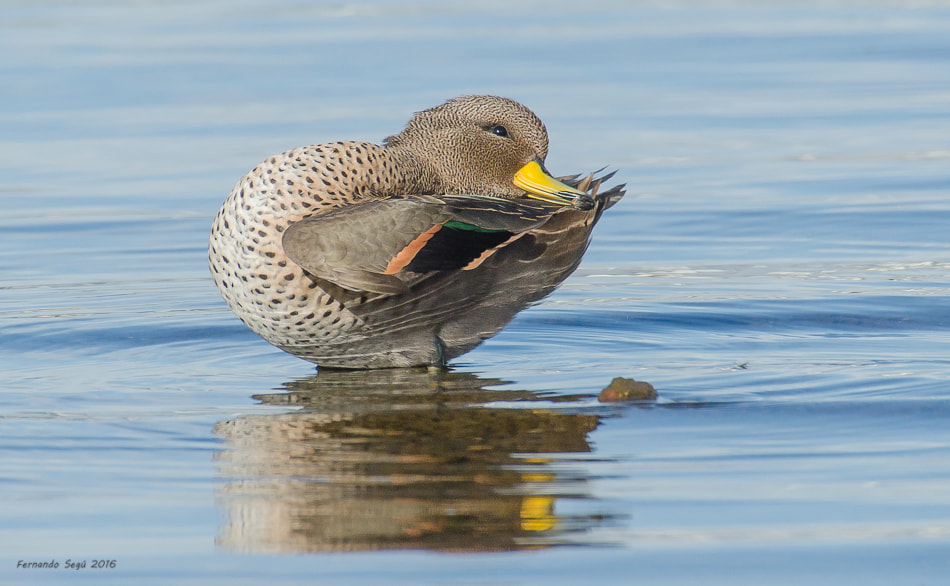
[346,176,625,344]
[281,195,559,295]
[559,170,625,211]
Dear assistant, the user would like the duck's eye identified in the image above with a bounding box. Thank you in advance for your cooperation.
[490,124,509,138]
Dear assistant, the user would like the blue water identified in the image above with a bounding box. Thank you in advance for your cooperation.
[2,1,950,584]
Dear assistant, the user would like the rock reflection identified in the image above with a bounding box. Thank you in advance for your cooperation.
[213,368,606,552]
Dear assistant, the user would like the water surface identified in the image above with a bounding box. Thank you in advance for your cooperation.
[2,1,949,584]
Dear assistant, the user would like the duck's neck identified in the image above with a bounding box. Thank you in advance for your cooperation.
[382,146,445,197]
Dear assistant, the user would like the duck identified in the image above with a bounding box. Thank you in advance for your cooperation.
[209,95,624,369]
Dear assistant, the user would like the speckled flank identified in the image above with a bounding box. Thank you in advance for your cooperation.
[209,141,434,351]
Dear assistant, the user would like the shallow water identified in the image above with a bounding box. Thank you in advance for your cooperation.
[2,0,950,584]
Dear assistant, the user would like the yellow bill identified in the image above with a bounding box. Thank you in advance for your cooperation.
[513,161,593,208]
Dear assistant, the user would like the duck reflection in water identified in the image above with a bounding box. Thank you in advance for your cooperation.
[213,368,617,552]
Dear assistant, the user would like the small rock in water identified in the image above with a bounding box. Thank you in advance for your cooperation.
[598,377,657,403]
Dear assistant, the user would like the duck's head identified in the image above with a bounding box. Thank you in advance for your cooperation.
[385,95,592,208]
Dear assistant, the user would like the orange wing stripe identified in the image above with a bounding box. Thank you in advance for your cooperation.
[384,222,445,274]
[462,233,525,271]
